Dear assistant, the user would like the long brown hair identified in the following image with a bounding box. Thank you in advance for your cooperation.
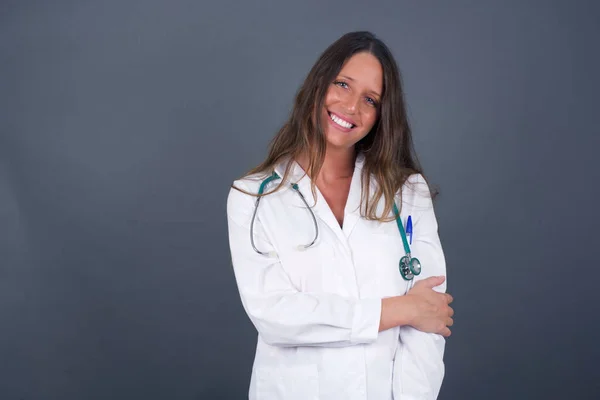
[236,31,431,222]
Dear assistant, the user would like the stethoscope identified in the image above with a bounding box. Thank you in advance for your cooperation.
[251,172,422,281]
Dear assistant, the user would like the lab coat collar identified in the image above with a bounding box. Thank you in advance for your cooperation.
[273,153,366,242]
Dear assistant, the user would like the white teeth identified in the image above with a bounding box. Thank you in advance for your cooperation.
[330,113,353,129]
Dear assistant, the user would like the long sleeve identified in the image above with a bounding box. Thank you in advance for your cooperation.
[393,175,447,399]
[226,181,382,347]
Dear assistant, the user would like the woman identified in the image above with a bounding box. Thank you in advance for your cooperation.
[226,31,454,400]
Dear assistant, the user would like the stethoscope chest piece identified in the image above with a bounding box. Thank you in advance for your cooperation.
[399,255,421,281]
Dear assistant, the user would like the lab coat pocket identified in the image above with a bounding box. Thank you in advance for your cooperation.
[371,233,410,298]
[255,364,319,400]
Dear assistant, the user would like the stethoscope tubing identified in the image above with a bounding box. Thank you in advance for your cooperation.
[250,173,421,282]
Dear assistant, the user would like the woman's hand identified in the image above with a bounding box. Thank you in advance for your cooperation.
[405,276,454,336]
[379,276,454,336]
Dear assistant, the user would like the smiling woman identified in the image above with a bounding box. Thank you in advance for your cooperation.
[322,52,382,150]
[226,31,454,400]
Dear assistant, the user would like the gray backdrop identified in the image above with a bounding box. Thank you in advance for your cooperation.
[2,0,599,399]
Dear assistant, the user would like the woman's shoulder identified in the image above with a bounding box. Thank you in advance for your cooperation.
[398,173,435,210]
[230,172,272,194]
[402,173,429,193]
[229,156,296,199]
[227,175,260,225]
[227,170,281,222]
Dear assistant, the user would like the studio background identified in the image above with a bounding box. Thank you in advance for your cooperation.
[2,1,599,399]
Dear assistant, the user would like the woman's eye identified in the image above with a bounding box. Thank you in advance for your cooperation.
[365,97,378,107]
[334,81,348,89]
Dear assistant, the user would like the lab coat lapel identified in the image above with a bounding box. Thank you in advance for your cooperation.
[274,158,351,243]
[341,154,364,238]
[293,167,344,242]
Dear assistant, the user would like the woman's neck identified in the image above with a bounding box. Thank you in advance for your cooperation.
[297,146,356,184]
[320,147,355,183]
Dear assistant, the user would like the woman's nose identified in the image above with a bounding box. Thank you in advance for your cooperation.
[342,93,360,113]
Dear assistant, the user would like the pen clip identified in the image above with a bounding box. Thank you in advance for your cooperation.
[406,215,413,245]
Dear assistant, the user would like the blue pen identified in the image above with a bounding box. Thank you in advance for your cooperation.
[406,215,413,245]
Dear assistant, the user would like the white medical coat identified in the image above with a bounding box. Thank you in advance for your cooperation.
[227,154,447,400]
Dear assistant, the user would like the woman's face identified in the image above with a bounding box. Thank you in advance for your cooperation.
[321,52,383,151]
